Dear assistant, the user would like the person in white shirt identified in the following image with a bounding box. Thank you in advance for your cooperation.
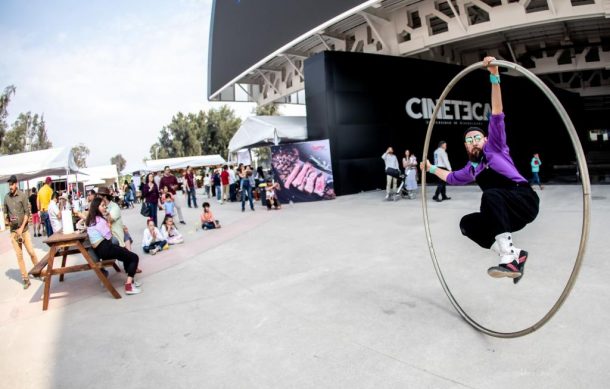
[433,141,452,202]
[381,147,400,200]
[229,166,237,202]
[203,173,211,198]
[48,192,66,234]
[160,215,184,244]
[141,218,167,255]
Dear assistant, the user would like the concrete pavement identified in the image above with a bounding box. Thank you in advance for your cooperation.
[0,185,608,388]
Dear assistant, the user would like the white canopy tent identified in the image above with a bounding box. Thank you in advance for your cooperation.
[79,165,119,186]
[228,116,307,153]
[0,147,80,181]
[145,155,227,172]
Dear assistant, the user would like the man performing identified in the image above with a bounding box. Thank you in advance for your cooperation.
[422,56,539,283]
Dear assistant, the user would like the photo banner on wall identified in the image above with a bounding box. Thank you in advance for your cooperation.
[271,139,335,203]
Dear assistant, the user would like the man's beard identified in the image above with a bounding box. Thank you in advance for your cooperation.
[468,147,483,162]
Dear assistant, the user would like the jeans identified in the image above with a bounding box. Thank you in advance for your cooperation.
[143,240,167,253]
[215,185,222,201]
[530,172,541,186]
[229,183,237,202]
[187,187,197,208]
[10,230,38,280]
[146,201,158,226]
[40,211,53,236]
[241,182,254,211]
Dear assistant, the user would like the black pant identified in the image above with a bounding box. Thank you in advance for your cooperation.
[434,180,447,199]
[94,239,139,277]
[459,186,539,249]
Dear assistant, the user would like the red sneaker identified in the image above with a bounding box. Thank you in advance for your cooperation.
[124,283,142,295]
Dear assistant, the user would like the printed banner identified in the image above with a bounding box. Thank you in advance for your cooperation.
[271,139,335,203]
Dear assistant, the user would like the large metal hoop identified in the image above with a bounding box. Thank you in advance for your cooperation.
[420,60,591,338]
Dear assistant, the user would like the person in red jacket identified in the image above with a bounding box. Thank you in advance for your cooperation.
[220,165,230,204]
[159,166,186,224]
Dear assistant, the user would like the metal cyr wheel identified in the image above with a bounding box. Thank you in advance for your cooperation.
[420,59,591,338]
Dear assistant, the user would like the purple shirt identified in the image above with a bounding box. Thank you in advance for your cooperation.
[447,113,527,186]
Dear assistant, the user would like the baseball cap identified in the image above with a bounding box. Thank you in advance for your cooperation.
[45,177,52,184]
[7,175,17,184]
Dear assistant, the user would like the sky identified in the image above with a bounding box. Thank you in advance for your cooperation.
[0,0,305,173]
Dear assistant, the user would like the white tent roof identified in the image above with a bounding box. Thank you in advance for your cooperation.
[79,165,119,181]
[0,147,80,181]
[145,155,227,172]
[228,116,307,152]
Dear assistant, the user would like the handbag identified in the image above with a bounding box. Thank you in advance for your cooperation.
[140,202,151,217]
[385,167,401,178]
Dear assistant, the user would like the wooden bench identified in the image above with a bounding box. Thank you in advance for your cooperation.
[32,233,123,310]
[29,245,121,280]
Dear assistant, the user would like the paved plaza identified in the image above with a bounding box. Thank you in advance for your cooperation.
[1,185,609,388]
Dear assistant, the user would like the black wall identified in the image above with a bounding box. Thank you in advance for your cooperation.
[304,51,585,196]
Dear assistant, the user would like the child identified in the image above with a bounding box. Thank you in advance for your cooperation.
[163,192,175,216]
[200,202,221,230]
[142,218,168,255]
[265,180,281,210]
[160,215,184,244]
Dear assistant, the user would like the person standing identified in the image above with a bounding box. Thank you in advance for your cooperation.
[28,188,42,237]
[4,175,39,289]
[159,166,186,224]
[433,141,452,202]
[37,176,54,236]
[229,166,237,202]
[184,165,198,208]
[213,168,222,203]
[381,147,400,200]
[220,165,230,204]
[142,173,160,227]
[239,166,255,212]
[403,150,418,199]
[530,153,543,190]
[203,173,211,198]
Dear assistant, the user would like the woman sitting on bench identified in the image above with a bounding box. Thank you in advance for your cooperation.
[85,197,142,295]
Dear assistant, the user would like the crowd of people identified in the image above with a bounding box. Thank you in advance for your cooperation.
[4,162,284,293]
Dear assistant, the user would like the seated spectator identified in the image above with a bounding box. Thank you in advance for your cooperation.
[200,202,221,230]
[160,215,184,244]
[265,181,281,210]
[85,197,141,295]
[48,192,66,234]
[142,218,168,255]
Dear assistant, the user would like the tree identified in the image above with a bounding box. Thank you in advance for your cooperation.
[0,112,52,154]
[72,144,90,168]
[0,85,16,149]
[150,105,241,160]
[111,154,127,173]
[201,105,241,158]
[254,103,280,116]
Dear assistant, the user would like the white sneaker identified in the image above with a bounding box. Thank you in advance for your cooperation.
[133,279,142,287]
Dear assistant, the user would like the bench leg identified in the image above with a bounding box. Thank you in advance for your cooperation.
[42,247,57,311]
[59,251,68,282]
[76,243,121,299]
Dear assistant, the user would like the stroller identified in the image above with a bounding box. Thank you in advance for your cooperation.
[386,169,415,201]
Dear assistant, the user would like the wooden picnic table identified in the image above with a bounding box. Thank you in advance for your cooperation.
[29,232,122,310]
